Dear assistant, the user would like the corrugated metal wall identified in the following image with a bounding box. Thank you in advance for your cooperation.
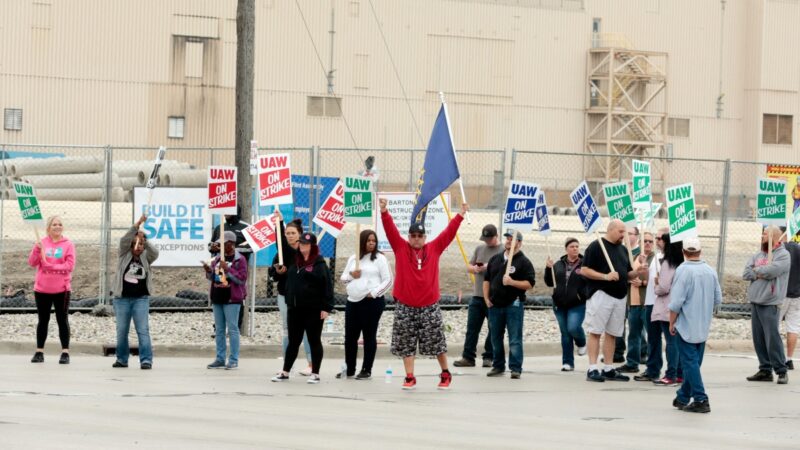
[0,0,799,166]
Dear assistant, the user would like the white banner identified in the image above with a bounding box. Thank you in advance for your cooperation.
[376,192,451,252]
[134,187,212,267]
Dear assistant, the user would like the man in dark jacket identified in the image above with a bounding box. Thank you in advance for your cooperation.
[484,229,535,379]
[545,237,586,371]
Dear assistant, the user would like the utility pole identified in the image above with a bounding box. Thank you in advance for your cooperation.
[236,0,255,336]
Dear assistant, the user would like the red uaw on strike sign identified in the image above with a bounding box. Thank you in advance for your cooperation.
[242,216,277,252]
[258,153,292,206]
[207,165,238,215]
[312,179,345,238]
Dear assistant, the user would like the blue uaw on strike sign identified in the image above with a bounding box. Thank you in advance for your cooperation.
[503,181,539,232]
[570,180,602,234]
[536,191,551,236]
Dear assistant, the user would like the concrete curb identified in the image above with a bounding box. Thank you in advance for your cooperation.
[0,339,755,359]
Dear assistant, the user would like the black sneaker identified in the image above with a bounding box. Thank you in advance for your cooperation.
[613,356,625,363]
[355,370,371,380]
[58,353,70,365]
[510,371,521,379]
[486,367,505,377]
[141,362,152,370]
[634,372,657,382]
[616,364,638,373]
[786,360,794,371]
[453,358,475,367]
[335,372,354,379]
[672,397,688,410]
[746,370,773,382]
[602,369,630,382]
[207,360,226,369]
[777,372,788,385]
[112,361,128,368]
[31,352,44,363]
[586,369,605,382]
[482,359,493,368]
[683,400,710,413]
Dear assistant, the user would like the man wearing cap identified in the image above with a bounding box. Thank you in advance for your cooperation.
[484,230,535,379]
[668,237,721,413]
[379,197,469,390]
[744,225,791,384]
[453,224,503,368]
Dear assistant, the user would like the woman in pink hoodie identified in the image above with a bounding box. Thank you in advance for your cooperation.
[27,216,76,364]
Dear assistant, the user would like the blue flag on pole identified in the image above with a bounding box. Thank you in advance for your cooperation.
[410,104,461,225]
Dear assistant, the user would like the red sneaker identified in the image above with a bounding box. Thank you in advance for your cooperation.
[438,371,452,390]
[676,377,684,384]
[402,376,416,390]
[653,377,677,386]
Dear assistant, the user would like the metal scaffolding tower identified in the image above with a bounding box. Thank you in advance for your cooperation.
[584,34,668,182]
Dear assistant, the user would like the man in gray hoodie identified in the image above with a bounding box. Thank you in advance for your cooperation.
[743,225,791,384]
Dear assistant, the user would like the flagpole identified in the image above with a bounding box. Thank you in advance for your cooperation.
[439,92,471,225]
[440,193,474,284]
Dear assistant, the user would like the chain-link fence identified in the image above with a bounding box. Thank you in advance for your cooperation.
[0,145,796,312]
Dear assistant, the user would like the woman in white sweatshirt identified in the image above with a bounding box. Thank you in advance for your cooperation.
[339,229,392,379]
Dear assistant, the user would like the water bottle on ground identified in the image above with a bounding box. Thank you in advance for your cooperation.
[340,362,347,380]
[326,317,334,333]
[385,366,393,384]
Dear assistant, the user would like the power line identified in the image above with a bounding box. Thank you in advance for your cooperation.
[293,0,364,162]
[367,0,426,148]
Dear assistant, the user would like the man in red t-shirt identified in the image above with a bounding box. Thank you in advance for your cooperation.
[379,197,469,390]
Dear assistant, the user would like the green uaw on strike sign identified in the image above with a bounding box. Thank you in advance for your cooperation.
[632,159,651,208]
[756,177,787,226]
[343,176,374,224]
[13,182,44,226]
[666,182,697,242]
[602,181,636,226]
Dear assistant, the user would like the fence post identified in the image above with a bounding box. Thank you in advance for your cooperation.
[716,158,731,284]
[0,145,5,298]
[408,149,415,191]
[99,145,113,305]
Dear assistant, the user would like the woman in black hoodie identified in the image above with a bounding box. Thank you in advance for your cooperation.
[545,237,587,372]
[271,231,334,384]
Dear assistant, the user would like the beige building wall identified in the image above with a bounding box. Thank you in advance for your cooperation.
[1,0,799,168]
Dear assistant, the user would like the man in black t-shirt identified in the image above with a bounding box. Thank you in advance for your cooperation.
[580,219,647,383]
[483,230,535,379]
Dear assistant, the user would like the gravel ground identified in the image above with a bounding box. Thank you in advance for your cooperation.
[0,309,757,347]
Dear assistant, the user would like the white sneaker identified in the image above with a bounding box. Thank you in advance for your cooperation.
[271,372,289,382]
[298,367,313,376]
[561,364,574,372]
[307,374,320,384]
[577,346,587,356]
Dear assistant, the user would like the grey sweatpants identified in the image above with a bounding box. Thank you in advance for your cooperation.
[751,304,787,374]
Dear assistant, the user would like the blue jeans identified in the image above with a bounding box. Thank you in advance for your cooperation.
[625,305,647,367]
[675,334,707,403]
[278,294,311,363]
[644,306,662,377]
[658,321,683,379]
[488,300,524,372]
[553,304,586,367]
[462,297,493,362]
[114,297,152,364]
[213,303,241,365]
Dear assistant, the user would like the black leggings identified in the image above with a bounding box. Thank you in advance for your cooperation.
[344,297,385,375]
[35,291,71,349]
[284,307,324,374]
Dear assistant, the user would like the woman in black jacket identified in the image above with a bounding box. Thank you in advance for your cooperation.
[268,211,313,376]
[545,237,587,372]
[271,231,334,384]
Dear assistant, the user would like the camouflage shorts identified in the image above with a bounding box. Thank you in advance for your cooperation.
[391,303,447,357]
